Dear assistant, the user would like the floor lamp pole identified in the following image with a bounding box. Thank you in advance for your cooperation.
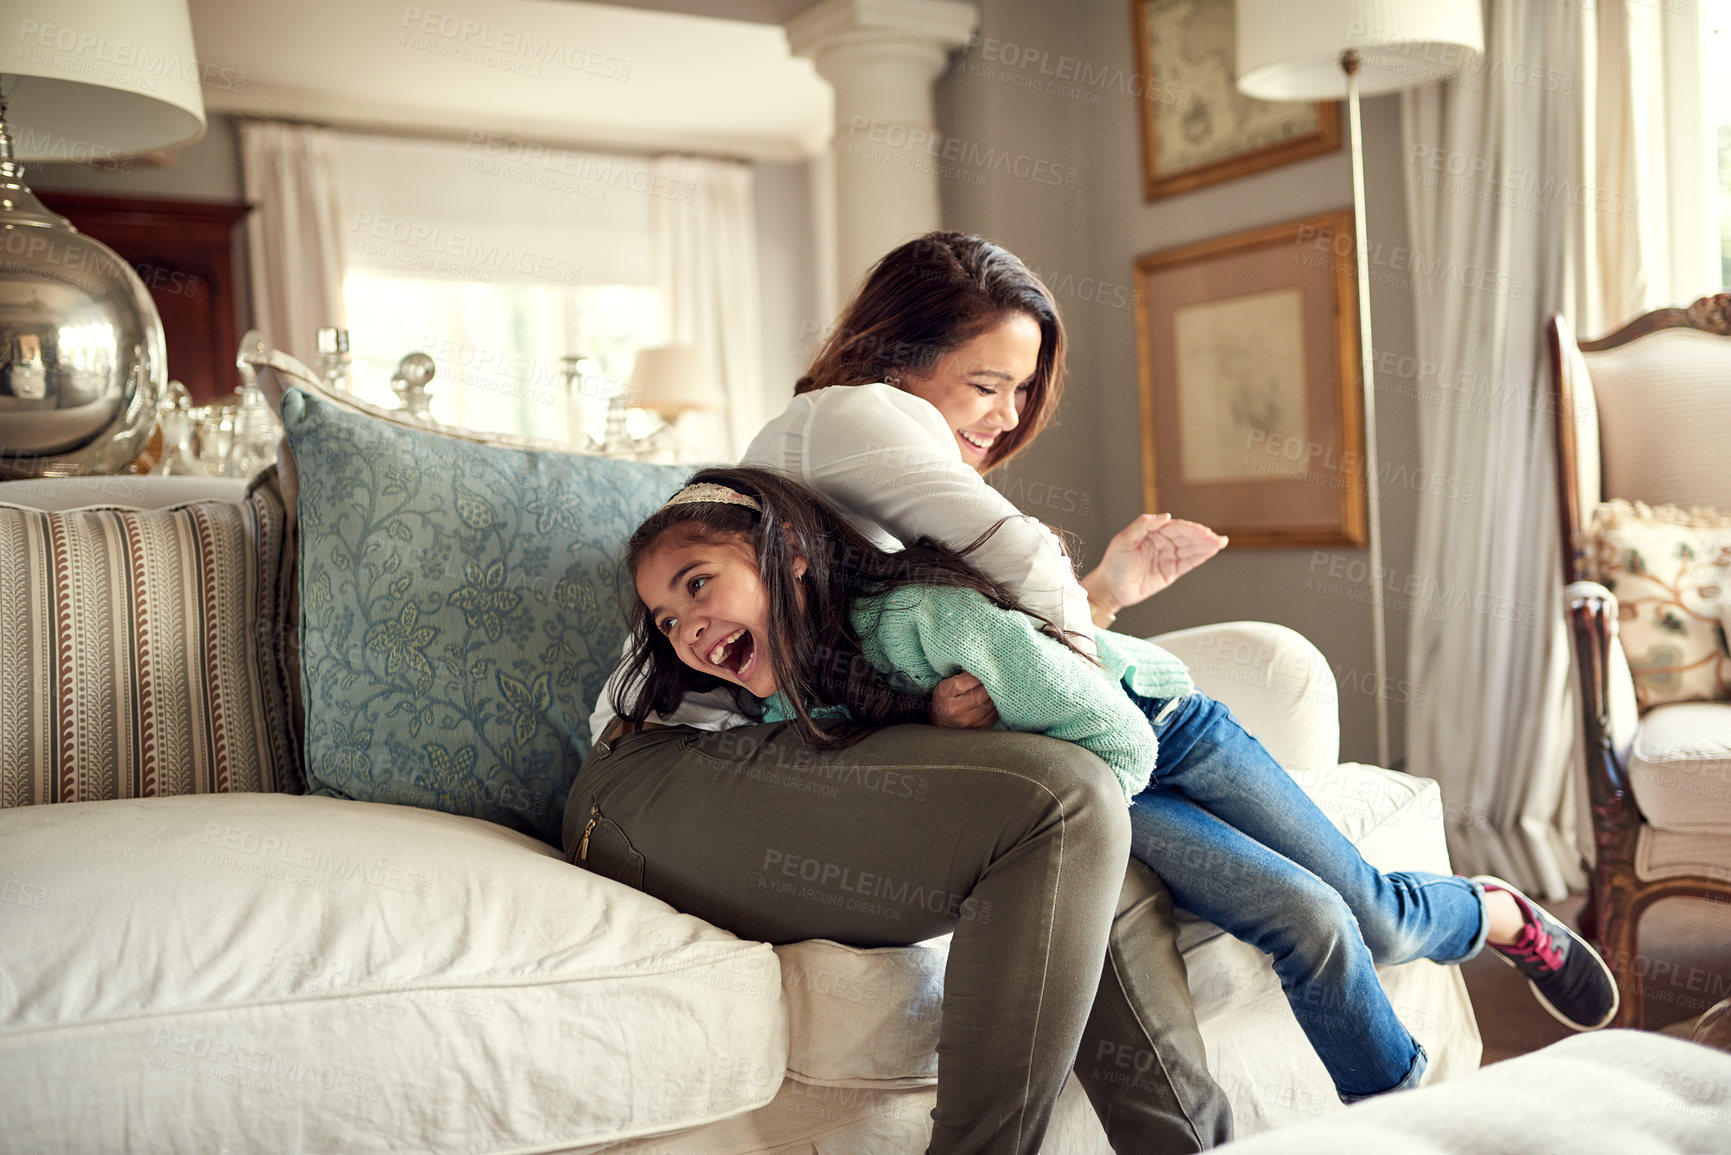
[1343,51,1391,769]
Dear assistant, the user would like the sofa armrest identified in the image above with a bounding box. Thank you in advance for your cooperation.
[1147,621,1340,774]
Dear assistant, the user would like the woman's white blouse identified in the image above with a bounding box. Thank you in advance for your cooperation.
[586,382,1097,743]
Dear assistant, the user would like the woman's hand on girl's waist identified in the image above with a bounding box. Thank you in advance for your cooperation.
[929,671,999,729]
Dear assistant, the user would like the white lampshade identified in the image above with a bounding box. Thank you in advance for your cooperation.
[1236,0,1483,101]
[0,0,207,160]
[627,346,719,417]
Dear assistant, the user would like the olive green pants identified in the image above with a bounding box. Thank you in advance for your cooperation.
[563,722,1232,1155]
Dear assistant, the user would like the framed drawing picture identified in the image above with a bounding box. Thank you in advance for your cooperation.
[1133,209,1366,549]
[1132,0,1341,201]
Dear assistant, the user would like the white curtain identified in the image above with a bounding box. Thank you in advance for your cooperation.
[649,155,766,460]
[1400,1,1665,898]
[1590,0,1675,331]
[238,120,347,370]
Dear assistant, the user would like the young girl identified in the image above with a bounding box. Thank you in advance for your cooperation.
[619,465,1620,1104]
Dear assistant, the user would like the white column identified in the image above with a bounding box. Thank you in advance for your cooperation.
[786,0,980,300]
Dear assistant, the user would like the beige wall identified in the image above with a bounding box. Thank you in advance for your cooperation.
[752,158,820,417]
[938,0,1426,767]
[32,113,246,200]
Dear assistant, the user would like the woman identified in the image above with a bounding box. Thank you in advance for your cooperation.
[571,233,1233,1155]
[746,232,1228,717]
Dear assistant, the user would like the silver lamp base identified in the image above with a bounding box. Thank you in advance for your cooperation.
[0,105,164,479]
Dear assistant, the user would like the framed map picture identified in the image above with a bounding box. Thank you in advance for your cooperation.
[1133,209,1366,548]
[1132,0,1342,201]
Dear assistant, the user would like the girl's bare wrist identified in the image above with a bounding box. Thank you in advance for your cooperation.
[1080,573,1121,621]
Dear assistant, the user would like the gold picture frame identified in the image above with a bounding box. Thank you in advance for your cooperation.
[1132,0,1342,201]
[1133,209,1366,549]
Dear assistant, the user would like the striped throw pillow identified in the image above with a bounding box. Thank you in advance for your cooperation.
[0,479,299,805]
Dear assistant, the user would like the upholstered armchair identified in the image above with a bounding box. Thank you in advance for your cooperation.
[1547,293,1731,1029]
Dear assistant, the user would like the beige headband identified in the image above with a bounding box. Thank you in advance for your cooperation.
[659,482,762,514]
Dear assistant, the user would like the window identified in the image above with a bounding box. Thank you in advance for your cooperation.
[1709,0,1731,287]
[1658,0,1731,297]
[341,275,660,443]
[332,132,665,442]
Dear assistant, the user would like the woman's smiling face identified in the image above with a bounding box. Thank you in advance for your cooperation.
[894,311,1041,473]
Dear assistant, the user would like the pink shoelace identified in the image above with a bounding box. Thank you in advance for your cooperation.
[1501,908,1565,972]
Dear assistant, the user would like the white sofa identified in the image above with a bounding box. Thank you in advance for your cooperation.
[0,414,1480,1152]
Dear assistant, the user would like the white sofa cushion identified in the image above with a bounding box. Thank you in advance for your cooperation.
[0,793,788,1155]
[596,1072,1108,1154]
[1151,622,1340,775]
[775,938,944,1088]
[1636,825,1731,881]
[1628,701,1731,834]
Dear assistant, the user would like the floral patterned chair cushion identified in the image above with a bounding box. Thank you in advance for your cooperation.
[281,388,688,845]
[1585,499,1731,709]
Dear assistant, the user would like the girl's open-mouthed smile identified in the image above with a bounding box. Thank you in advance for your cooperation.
[635,534,794,698]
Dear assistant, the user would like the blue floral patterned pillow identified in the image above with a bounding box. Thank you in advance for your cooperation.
[281,389,688,844]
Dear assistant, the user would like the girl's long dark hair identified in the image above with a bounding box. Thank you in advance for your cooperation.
[616,466,1089,749]
[796,231,1066,474]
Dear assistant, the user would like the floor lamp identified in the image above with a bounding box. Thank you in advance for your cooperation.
[1235,0,1483,768]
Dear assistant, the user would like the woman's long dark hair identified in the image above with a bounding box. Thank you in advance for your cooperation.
[796,231,1066,473]
[616,466,1089,749]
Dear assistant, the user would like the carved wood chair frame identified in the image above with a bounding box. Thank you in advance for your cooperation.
[1547,292,1731,1029]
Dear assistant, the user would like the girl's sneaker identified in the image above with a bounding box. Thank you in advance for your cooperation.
[1472,875,1619,1031]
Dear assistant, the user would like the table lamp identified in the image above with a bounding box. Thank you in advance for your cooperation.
[0,0,207,477]
[1235,0,1483,767]
[627,345,721,420]
[589,344,720,459]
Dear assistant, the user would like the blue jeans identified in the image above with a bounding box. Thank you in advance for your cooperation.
[1126,690,1488,1102]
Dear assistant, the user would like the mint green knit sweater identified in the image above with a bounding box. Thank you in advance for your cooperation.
[764,585,1194,802]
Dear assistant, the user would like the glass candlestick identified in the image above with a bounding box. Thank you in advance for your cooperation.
[151,380,202,476]
[390,352,436,422]
[225,381,280,480]
[560,355,588,447]
[196,408,235,474]
[316,327,351,392]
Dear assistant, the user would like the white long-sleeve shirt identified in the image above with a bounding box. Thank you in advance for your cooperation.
[586,382,1097,744]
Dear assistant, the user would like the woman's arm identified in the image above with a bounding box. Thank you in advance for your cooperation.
[755,384,1098,653]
